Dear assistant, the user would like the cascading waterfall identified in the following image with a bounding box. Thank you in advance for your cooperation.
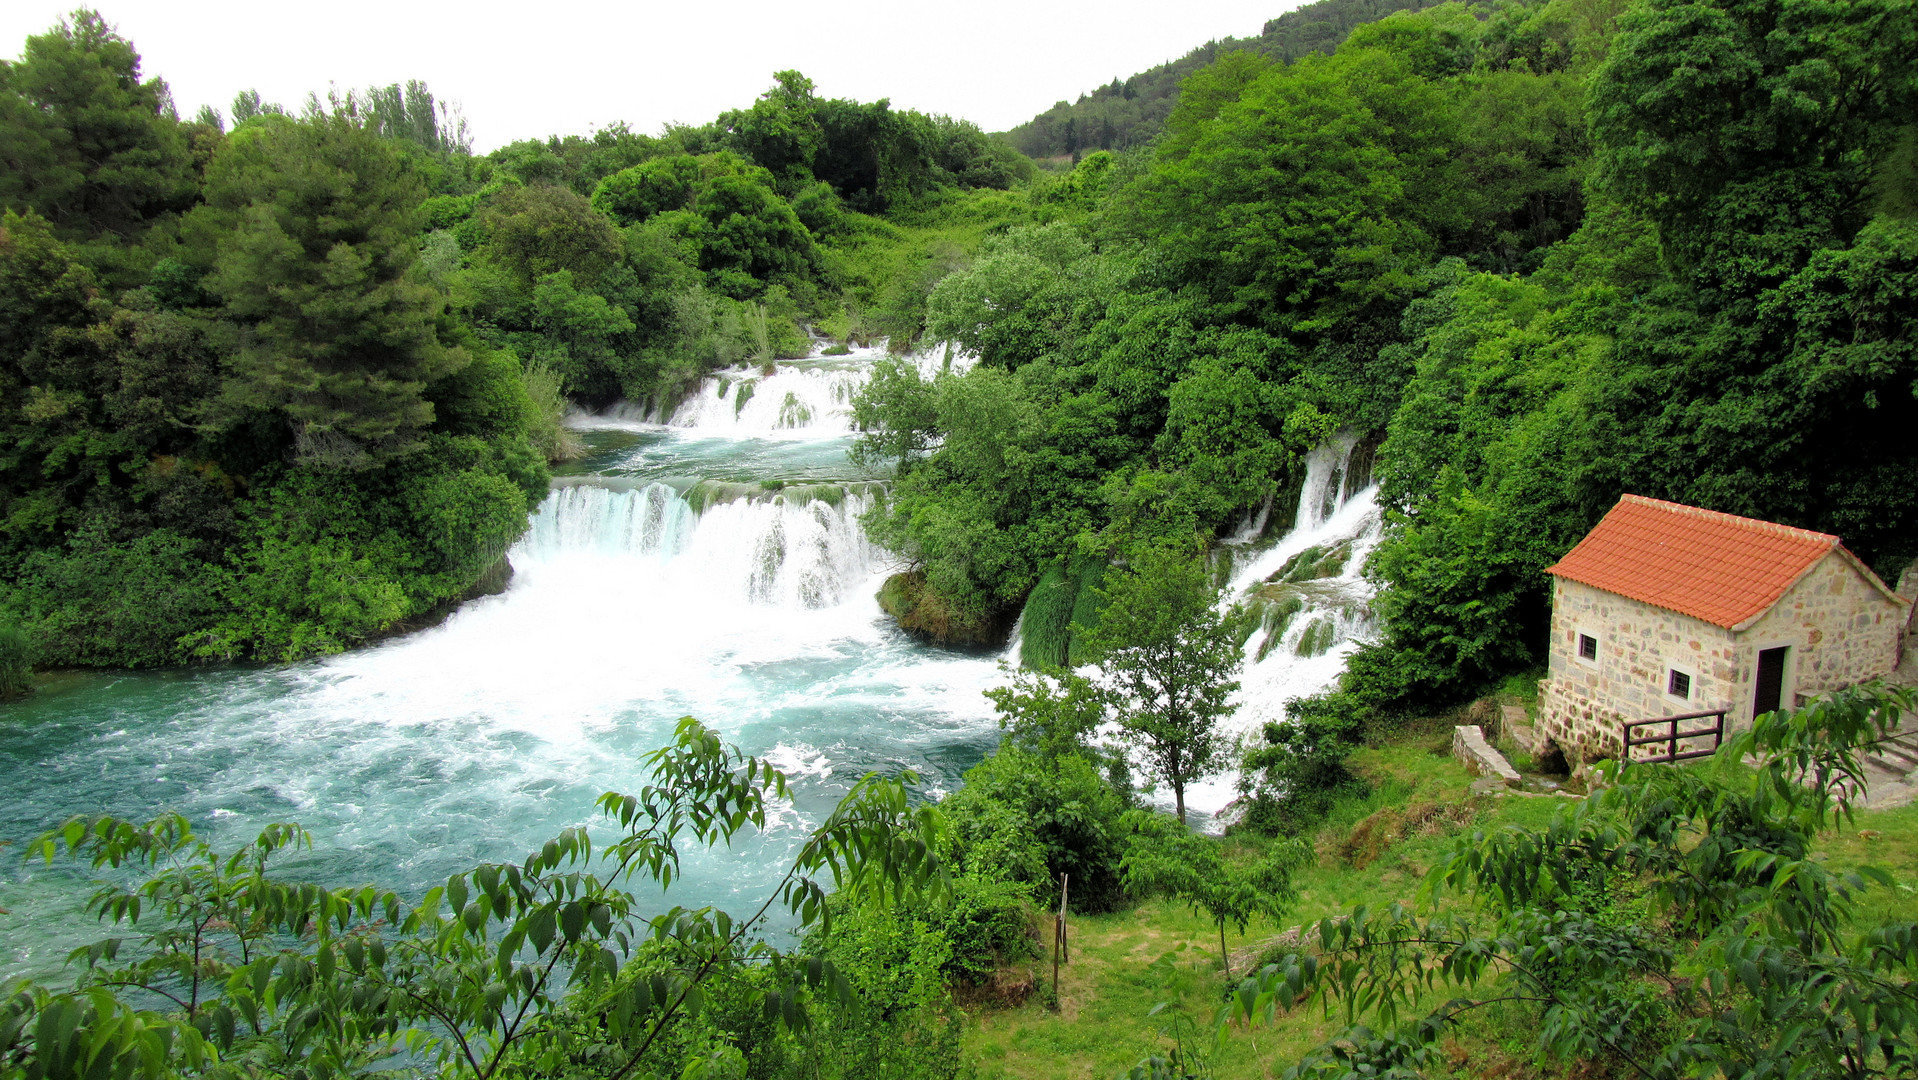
[575,340,974,438]
[2,329,1373,963]
[0,339,1002,983]
[655,364,870,434]
[1224,434,1383,732]
[1167,435,1385,822]
[519,483,699,561]
[520,482,879,611]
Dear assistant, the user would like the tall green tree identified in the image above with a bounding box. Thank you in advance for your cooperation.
[1135,49,1446,337]
[1083,544,1241,825]
[720,70,821,194]
[1589,0,1918,301]
[688,172,815,296]
[187,113,466,463]
[0,9,193,240]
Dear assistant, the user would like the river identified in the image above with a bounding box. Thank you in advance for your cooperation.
[0,343,1383,981]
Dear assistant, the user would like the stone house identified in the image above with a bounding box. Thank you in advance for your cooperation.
[1535,495,1910,764]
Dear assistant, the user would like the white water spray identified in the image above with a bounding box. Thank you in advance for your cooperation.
[1176,435,1386,820]
[575,340,975,438]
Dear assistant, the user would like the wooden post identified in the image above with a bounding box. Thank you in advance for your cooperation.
[1059,874,1069,964]
[1050,906,1059,1006]
[1050,873,1070,1007]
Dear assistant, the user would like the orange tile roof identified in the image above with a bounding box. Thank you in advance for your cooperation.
[1546,495,1870,629]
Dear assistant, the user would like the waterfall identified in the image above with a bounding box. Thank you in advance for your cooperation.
[1160,436,1383,823]
[572,340,976,437]
[1224,434,1383,733]
[0,340,1022,985]
[656,364,869,434]
[516,482,879,610]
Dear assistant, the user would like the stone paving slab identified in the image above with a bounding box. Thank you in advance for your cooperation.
[1453,725,1523,788]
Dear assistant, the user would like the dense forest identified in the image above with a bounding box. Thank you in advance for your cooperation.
[862,0,1918,719]
[999,0,1451,160]
[0,18,1027,667]
[4,1,1918,1078]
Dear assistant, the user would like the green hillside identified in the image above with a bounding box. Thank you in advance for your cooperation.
[1000,0,1449,160]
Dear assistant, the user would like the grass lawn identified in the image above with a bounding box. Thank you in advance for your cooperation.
[956,729,1918,1079]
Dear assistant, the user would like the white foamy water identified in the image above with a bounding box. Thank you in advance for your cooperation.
[574,340,973,439]
[1164,435,1385,821]
[306,480,1001,745]
[659,363,868,434]
[0,345,1003,981]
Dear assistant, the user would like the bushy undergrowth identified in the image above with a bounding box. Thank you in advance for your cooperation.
[1233,692,1372,837]
[943,744,1135,913]
[0,621,32,697]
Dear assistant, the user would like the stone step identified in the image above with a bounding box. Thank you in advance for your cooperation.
[1873,730,1918,761]
[1501,706,1535,752]
[1866,741,1918,776]
[1506,724,1538,756]
[1866,754,1915,777]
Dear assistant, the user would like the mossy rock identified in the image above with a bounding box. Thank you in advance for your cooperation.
[1008,554,1109,668]
[1254,594,1307,661]
[1295,616,1338,657]
[1267,545,1321,584]
[1063,555,1108,665]
[776,391,812,428]
[1019,561,1076,670]
[877,571,1009,648]
[1265,539,1353,585]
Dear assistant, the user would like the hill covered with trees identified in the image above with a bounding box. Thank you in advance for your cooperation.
[857,0,1918,715]
[0,16,1028,668]
[999,0,1452,160]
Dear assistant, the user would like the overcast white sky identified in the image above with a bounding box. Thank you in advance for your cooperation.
[2,0,1303,152]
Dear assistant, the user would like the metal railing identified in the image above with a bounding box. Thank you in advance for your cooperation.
[1623,709,1727,764]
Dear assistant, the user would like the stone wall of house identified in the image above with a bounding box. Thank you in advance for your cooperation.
[1536,579,1739,764]
[1896,564,1917,668]
[1537,553,1908,764]
[1739,553,1905,701]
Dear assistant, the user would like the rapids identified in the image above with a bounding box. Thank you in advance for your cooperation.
[0,341,1383,980]
[0,343,1003,981]
[1140,434,1385,819]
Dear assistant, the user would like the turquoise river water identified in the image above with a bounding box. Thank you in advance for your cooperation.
[0,348,1011,980]
[0,346,1390,981]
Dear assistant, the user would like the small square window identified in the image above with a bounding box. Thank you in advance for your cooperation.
[1667,669,1691,699]
[1578,634,1598,661]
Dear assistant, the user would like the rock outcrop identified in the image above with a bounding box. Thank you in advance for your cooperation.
[877,571,1008,648]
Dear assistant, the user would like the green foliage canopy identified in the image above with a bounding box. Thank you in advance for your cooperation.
[1083,546,1242,826]
[0,719,955,1080]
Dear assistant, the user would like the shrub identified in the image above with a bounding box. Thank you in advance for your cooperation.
[805,896,964,1079]
[934,875,1039,986]
[1234,691,1371,836]
[6,523,226,668]
[0,621,33,696]
[943,744,1134,912]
